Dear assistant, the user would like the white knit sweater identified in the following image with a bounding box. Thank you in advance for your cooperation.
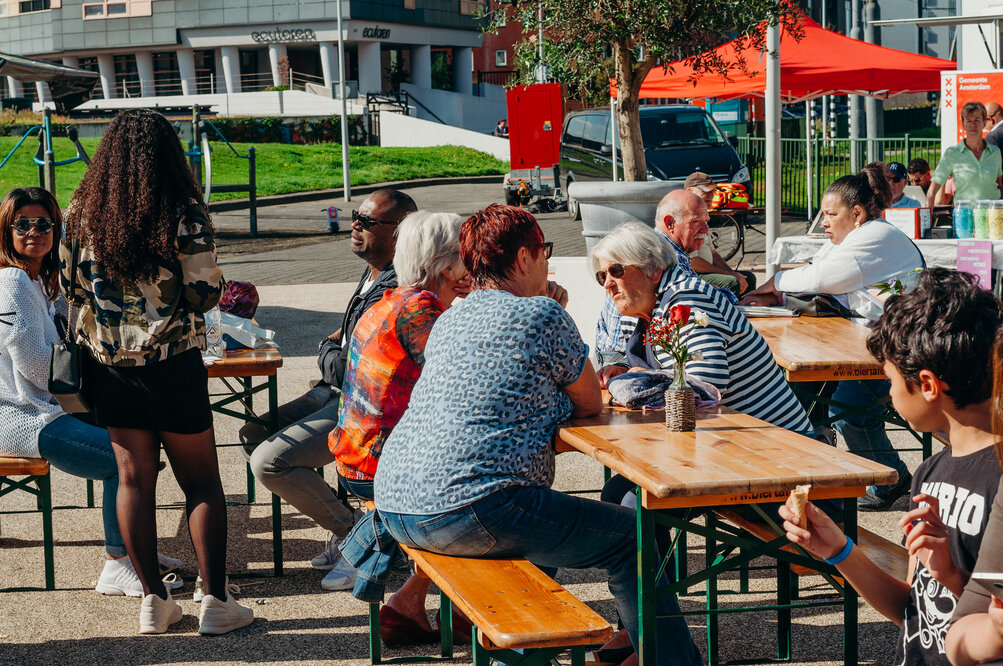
[0,267,64,458]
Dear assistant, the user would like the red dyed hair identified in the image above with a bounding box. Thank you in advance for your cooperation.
[460,203,544,287]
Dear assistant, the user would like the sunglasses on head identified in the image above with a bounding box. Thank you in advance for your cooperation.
[595,263,626,286]
[12,217,53,236]
[352,209,398,230]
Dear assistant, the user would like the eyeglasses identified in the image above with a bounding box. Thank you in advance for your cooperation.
[541,242,553,259]
[352,210,398,230]
[595,263,626,286]
[12,217,53,236]
[908,176,925,184]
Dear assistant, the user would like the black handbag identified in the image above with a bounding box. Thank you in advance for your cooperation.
[48,238,90,413]
[782,292,858,318]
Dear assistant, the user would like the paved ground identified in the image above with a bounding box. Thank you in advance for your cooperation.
[0,185,917,665]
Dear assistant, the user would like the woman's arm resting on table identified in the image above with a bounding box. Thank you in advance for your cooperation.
[946,599,1003,666]
[780,499,911,625]
[565,359,602,417]
[738,276,781,306]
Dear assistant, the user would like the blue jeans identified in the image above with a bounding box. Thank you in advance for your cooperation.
[380,485,701,666]
[37,414,125,557]
[338,474,374,502]
[831,380,909,494]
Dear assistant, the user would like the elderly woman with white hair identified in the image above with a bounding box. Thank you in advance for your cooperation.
[328,210,470,646]
[594,222,810,433]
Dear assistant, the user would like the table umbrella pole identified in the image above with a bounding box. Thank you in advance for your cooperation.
[765,13,781,277]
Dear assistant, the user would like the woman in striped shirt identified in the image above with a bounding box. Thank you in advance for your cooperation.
[592,222,811,435]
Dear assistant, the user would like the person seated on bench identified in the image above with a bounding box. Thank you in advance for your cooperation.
[238,188,417,591]
[329,211,470,645]
[684,171,756,297]
[781,268,1003,666]
[0,186,182,597]
[373,204,702,666]
[740,164,924,511]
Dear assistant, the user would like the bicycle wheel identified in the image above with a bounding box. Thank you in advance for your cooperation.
[708,215,743,262]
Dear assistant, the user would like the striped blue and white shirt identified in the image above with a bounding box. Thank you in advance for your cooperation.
[644,265,812,434]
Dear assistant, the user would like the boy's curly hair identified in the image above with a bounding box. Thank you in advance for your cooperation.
[64,109,207,284]
[867,267,1003,409]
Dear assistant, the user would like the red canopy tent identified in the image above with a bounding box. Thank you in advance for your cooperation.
[632,15,955,102]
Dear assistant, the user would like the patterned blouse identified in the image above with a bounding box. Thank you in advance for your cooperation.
[330,286,443,481]
[59,203,224,367]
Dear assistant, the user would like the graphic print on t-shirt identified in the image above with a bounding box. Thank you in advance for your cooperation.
[894,449,1000,666]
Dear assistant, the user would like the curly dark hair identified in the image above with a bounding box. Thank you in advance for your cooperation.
[65,109,207,284]
[0,187,62,300]
[867,267,1003,409]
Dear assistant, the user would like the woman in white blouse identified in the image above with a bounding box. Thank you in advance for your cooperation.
[0,187,180,596]
[741,165,924,510]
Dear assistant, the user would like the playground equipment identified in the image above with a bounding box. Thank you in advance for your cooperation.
[184,106,259,236]
[0,107,92,198]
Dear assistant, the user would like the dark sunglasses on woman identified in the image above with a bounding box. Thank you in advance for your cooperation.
[12,217,54,236]
[352,210,398,230]
[595,263,626,286]
[541,242,553,259]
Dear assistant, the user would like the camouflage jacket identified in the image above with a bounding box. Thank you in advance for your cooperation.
[59,204,224,367]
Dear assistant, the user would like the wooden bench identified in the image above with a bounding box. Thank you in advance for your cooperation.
[0,456,54,590]
[370,540,613,665]
[713,507,908,582]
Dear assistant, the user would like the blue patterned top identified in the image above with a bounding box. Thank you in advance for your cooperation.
[373,289,590,515]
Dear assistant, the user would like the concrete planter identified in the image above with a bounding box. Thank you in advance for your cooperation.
[570,181,684,252]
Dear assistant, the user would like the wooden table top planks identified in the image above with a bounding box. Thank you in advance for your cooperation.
[749,316,884,382]
[557,405,898,510]
[206,348,283,378]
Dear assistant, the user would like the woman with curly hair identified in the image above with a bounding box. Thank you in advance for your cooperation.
[61,109,251,635]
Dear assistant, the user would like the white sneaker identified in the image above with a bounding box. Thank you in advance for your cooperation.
[158,552,181,574]
[320,555,357,591]
[96,558,184,597]
[193,575,240,603]
[310,533,343,571]
[139,589,183,634]
[198,593,254,635]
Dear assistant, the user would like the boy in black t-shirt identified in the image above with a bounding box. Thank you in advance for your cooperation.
[780,268,1003,665]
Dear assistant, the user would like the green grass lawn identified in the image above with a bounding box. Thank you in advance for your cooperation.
[0,137,507,209]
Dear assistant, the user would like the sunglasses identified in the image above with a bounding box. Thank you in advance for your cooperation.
[540,241,553,259]
[352,209,398,230]
[595,263,626,286]
[12,217,53,236]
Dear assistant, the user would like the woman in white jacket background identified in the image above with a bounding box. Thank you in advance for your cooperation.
[0,186,180,595]
[741,164,924,510]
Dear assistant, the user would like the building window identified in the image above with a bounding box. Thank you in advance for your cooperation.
[114,54,140,97]
[152,52,180,96]
[19,0,50,12]
[494,50,507,67]
[194,49,216,95]
[460,0,480,15]
[76,56,103,99]
[82,0,151,19]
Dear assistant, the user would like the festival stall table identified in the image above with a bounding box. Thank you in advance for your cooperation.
[770,235,1003,272]
[556,405,897,666]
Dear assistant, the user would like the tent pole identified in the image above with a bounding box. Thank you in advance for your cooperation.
[766,13,781,277]
[806,99,812,219]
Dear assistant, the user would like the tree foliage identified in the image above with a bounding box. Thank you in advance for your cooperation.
[492,0,803,180]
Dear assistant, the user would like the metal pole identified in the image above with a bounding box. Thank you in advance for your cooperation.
[766,10,781,277]
[248,146,257,237]
[610,97,619,182]
[43,108,55,196]
[821,0,828,146]
[864,0,883,162]
[849,0,863,171]
[336,0,351,201]
[806,100,812,219]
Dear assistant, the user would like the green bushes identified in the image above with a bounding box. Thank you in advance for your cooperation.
[205,115,368,145]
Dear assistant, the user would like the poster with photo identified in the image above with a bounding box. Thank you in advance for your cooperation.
[941,70,1003,146]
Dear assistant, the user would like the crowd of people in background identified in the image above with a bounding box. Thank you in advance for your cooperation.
[5,106,1003,665]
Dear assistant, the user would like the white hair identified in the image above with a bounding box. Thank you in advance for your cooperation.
[589,222,676,276]
[654,191,688,230]
[393,210,464,289]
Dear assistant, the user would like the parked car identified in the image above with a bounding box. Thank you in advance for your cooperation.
[560,104,751,219]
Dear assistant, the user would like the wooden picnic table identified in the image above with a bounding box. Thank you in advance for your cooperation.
[207,347,284,575]
[557,404,897,666]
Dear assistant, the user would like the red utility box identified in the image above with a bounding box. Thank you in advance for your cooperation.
[503,83,565,204]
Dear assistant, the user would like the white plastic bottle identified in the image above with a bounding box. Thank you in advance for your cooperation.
[204,305,223,358]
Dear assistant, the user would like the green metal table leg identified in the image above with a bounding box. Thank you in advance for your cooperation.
[472,630,490,666]
[675,525,689,591]
[440,592,454,657]
[777,559,792,661]
[271,491,283,576]
[241,376,256,504]
[246,461,256,504]
[38,473,54,590]
[637,486,657,666]
[603,465,612,484]
[571,646,586,666]
[86,479,94,508]
[738,547,749,593]
[369,602,382,664]
[705,512,719,665]
[843,497,859,666]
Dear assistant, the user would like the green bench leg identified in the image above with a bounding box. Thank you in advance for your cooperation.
[271,491,283,576]
[777,559,792,661]
[472,632,491,666]
[843,498,859,666]
[86,479,94,508]
[440,592,454,657]
[705,512,719,665]
[37,473,54,590]
[570,646,586,666]
[369,602,382,664]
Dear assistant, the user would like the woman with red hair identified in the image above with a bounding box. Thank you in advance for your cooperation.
[371,204,701,666]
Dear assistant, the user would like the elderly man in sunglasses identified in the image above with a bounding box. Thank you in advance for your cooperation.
[238,188,416,592]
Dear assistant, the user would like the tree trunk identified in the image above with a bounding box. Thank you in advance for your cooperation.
[614,42,656,181]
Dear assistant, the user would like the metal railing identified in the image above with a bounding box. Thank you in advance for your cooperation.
[737,135,942,213]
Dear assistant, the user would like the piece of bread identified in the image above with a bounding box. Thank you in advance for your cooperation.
[790,484,811,525]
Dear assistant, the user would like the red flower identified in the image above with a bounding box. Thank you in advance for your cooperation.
[668,304,691,326]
